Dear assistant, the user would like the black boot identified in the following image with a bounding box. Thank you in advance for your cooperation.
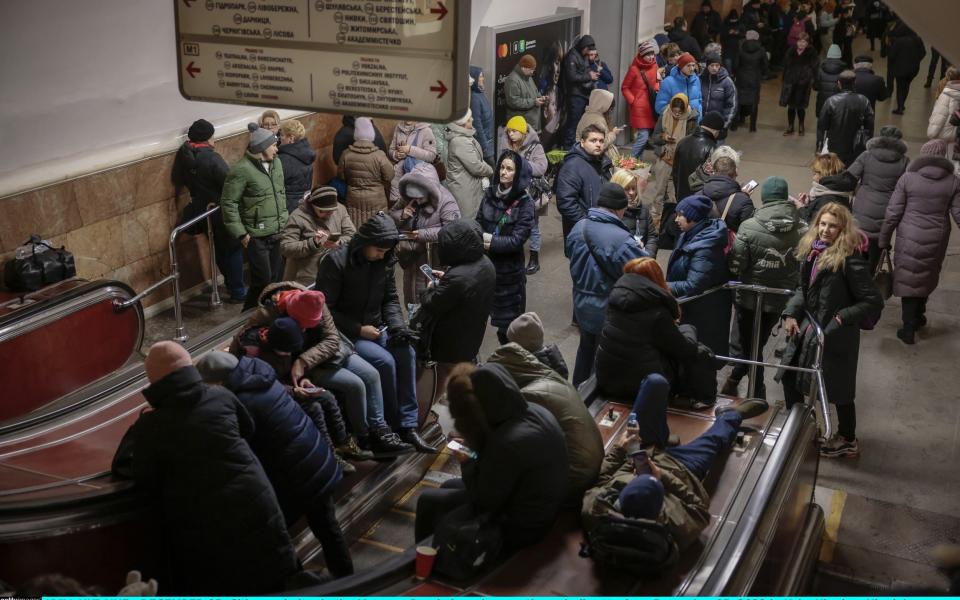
[526,250,540,275]
[896,327,916,345]
[367,427,414,458]
[399,427,439,453]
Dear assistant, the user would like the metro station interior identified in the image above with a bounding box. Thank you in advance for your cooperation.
[1,0,959,596]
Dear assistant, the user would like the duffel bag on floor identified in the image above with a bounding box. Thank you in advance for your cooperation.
[3,235,77,292]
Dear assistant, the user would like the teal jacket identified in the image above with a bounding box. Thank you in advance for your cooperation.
[221,152,288,239]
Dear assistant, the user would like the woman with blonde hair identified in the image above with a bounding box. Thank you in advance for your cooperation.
[259,109,281,139]
[795,152,856,221]
[611,169,658,255]
[779,203,883,458]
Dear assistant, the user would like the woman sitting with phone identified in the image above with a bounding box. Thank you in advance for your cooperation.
[280,186,356,286]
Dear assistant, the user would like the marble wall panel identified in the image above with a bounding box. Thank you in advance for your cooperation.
[132,153,176,210]
[72,167,137,226]
[0,184,82,253]
[122,200,176,264]
[61,214,126,279]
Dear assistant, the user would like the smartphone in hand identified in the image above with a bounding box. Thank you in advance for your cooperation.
[742,179,758,194]
[447,439,478,460]
[419,263,439,284]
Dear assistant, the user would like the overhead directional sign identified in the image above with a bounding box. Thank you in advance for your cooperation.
[175,0,470,122]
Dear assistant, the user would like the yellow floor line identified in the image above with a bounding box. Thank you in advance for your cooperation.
[390,507,416,518]
[819,488,848,562]
[358,537,405,553]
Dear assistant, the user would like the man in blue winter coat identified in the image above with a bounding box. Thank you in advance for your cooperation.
[699,53,737,139]
[556,124,614,241]
[566,183,648,387]
[655,53,703,122]
[470,66,495,166]
[196,351,353,579]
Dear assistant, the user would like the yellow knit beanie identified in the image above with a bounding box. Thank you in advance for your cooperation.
[505,116,528,134]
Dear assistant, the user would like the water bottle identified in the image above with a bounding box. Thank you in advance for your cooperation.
[627,412,639,433]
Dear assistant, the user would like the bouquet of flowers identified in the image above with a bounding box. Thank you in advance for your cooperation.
[609,147,651,180]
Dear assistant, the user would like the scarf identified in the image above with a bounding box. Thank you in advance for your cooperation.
[495,183,512,198]
[808,238,829,284]
[660,110,690,161]
[808,181,853,199]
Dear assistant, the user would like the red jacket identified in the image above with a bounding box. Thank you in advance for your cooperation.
[621,55,660,130]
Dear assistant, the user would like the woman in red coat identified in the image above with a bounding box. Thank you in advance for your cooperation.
[622,39,661,158]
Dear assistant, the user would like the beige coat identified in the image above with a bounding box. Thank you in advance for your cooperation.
[338,141,394,227]
[927,82,960,151]
[444,122,493,219]
[574,89,617,150]
[280,199,356,285]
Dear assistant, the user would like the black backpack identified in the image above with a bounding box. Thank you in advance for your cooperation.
[584,514,679,576]
[3,235,76,292]
[433,511,503,581]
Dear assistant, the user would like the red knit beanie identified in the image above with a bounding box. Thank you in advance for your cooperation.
[677,53,696,70]
[282,290,326,329]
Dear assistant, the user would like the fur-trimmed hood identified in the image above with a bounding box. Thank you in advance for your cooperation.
[865,135,908,162]
[907,155,957,179]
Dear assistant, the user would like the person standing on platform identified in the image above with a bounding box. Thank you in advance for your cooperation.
[504,54,544,133]
[886,21,926,115]
[556,124,614,241]
[561,35,600,148]
[469,66,495,166]
[853,55,889,111]
[339,118,395,231]
[277,119,316,215]
[734,30,768,132]
[445,110,494,220]
[621,39,661,158]
[780,32,819,137]
[817,71,874,168]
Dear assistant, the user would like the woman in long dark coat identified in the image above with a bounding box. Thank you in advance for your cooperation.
[779,203,883,459]
[878,140,960,344]
[779,33,819,136]
[734,30,769,132]
[476,150,535,343]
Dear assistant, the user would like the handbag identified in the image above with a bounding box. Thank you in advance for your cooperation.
[873,248,893,301]
[852,111,869,157]
[4,235,77,292]
[433,511,503,580]
[638,68,659,117]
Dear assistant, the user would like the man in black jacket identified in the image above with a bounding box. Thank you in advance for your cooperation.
[127,342,300,595]
[315,212,436,453]
[417,219,496,364]
[702,154,755,234]
[853,55,889,110]
[556,124,614,241]
[817,71,874,167]
[172,119,246,303]
[662,111,721,248]
[560,34,600,148]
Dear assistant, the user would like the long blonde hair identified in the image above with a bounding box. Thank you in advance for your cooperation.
[795,203,861,272]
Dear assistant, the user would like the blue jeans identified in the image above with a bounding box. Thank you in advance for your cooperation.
[355,332,419,429]
[631,128,651,158]
[630,373,672,447]
[573,330,598,389]
[310,354,387,436]
[530,214,541,252]
[666,412,742,480]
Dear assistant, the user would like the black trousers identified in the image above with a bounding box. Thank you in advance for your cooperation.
[243,234,284,310]
[731,307,780,394]
[887,74,917,110]
[785,386,857,440]
[415,478,470,542]
[866,237,883,275]
[306,493,354,578]
[787,107,806,129]
[901,296,929,330]
[927,48,949,83]
[738,104,759,130]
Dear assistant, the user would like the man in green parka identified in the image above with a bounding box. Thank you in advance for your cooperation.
[221,122,288,309]
[503,54,544,132]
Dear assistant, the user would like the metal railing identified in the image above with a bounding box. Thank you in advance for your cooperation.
[114,205,222,342]
[677,281,832,440]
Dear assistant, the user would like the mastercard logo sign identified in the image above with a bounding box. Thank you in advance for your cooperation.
[497,43,509,58]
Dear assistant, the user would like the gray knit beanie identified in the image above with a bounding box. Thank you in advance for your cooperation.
[506,312,545,352]
[247,122,277,153]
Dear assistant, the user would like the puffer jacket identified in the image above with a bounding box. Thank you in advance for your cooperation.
[477,155,535,328]
[596,272,699,399]
[561,35,598,100]
[672,128,718,201]
[445,122,494,220]
[700,66,738,128]
[735,40,768,106]
[470,66,495,162]
[621,203,659,255]
[487,343,603,496]
[460,363,568,550]
[418,219,495,363]
[224,357,341,519]
[879,155,960,298]
[702,175,755,232]
[555,143,614,235]
[131,366,298,594]
[388,122,439,205]
[338,140,394,228]
[503,63,542,131]
[815,58,847,116]
[621,53,660,129]
[581,444,709,551]
[281,199,356,285]
[729,200,804,313]
[497,128,548,178]
[817,90,874,167]
[846,135,909,238]
[656,65,704,122]
[927,82,960,143]
[575,89,617,149]
[315,213,405,339]
[565,208,648,335]
[332,116,387,165]
[173,141,229,212]
[277,138,316,214]
[667,218,732,356]
[221,152,287,239]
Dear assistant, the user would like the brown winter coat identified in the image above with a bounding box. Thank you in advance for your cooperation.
[879,155,960,298]
[338,140,394,228]
[280,199,356,285]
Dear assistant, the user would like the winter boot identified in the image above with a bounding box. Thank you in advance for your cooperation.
[720,375,742,397]
[336,436,375,461]
[715,398,770,420]
[399,427,439,453]
[369,427,414,458]
[526,250,541,275]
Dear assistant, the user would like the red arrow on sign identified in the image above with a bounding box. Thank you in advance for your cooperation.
[429,1,448,20]
[429,80,448,98]
[183,0,194,6]
[185,62,201,78]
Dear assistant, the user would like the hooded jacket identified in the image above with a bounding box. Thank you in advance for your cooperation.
[555,143,614,232]
[566,208,648,335]
[224,357,341,518]
[496,128,548,178]
[927,82,960,143]
[338,140,394,227]
[575,89,617,149]
[314,213,405,339]
[729,200,804,312]
[332,115,387,165]
[802,171,858,222]
[391,161,462,244]
[469,66,495,162]
[477,153,536,328]
[847,135,909,238]
[596,273,700,399]
[221,152,287,239]
[700,66,738,127]
[879,155,960,298]
[621,53,661,130]
[444,121,494,220]
[487,343,603,495]
[656,65,704,122]
[735,39,769,106]
[277,138,317,214]
[281,197,356,285]
[503,63,542,131]
[131,366,299,594]
[460,363,568,549]
[562,35,598,99]
[815,57,847,116]
[418,219,496,363]
[703,175,755,232]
